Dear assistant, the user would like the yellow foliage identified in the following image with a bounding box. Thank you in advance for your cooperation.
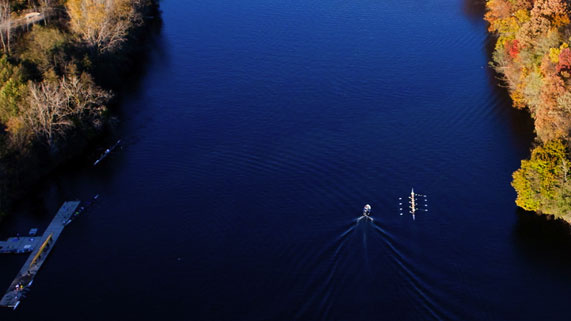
[487,0,571,220]
[5,116,24,135]
[496,34,516,52]
[66,0,106,36]
[485,0,512,31]
[512,140,571,217]
[5,116,29,148]
[514,9,529,23]
[550,47,561,63]
[553,14,570,28]
[510,88,527,108]
[66,0,137,52]
[497,17,520,35]
[550,43,569,63]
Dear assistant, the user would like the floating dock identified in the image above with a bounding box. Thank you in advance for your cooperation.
[0,237,41,254]
[0,201,80,309]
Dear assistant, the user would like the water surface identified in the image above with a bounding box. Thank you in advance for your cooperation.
[1,0,571,320]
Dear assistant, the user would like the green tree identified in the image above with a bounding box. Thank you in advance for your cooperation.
[0,55,27,122]
[19,26,71,76]
[512,139,571,219]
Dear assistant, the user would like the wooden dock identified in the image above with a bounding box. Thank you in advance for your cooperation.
[0,201,80,309]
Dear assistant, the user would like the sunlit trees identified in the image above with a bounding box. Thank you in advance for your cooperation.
[0,0,157,216]
[486,0,571,220]
[0,0,153,149]
[66,0,144,53]
[25,73,110,145]
[512,140,571,220]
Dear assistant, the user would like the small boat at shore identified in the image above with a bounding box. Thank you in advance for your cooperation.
[93,140,121,166]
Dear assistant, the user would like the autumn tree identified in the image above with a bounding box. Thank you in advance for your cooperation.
[486,0,571,219]
[512,140,571,220]
[66,0,144,53]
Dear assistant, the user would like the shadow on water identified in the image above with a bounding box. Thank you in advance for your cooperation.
[0,13,165,244]
[485,63,537,155]
[462,0,487,23]
[111,16,167,97]
[0,17,165,317]
[513,208,571,273]
[462,0,536,154]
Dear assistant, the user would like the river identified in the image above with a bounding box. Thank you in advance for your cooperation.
[1,0,571,320]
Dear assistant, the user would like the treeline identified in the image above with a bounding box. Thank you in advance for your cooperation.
[485,0,571,221]
[0,0,158,213]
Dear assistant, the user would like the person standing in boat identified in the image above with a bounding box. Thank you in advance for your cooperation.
[363,204,371,216]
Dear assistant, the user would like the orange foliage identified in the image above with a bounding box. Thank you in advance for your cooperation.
[557,47,571,72]
[532,0,568,19]
[487,0,571,140]
[536,74,569,140]
[485,0,512,32]
[487,0,571,218]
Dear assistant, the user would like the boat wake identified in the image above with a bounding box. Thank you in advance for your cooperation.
[371,220,451,321]
[293,222,356,320]
[294,213,453,321]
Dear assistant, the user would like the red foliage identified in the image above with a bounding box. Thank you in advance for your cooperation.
[507,39,520,58]
[557,48,571,72]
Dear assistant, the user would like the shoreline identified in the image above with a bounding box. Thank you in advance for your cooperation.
[0,1,162,221]
[484,0,571,224]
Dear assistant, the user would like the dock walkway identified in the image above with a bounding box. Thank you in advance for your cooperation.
[0,237,41,254]
[0,201,80,308]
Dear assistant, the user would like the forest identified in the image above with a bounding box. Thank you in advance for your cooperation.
[485,0,571,222]
[0,0,158,215]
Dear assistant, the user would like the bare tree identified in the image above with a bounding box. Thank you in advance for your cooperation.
[25,74,111,145]
[59,73,111,120]
[0,0,11,53]
[39,0,56,25]
[26,80,71,145]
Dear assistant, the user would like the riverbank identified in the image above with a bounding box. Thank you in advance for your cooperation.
[485,0,571,223]
[0,0,161,219]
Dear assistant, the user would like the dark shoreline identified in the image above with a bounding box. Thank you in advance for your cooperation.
[0,3,163,220]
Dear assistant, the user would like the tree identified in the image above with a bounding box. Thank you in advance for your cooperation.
[25,73,111,145]
[66,0,144,53]
[512,140,571,219]
[20,26,70,75]
[0,55,27,123]
[39,0,56,24]
[0,0,11,53]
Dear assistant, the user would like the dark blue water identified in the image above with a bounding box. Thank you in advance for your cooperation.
[1,0,571,320]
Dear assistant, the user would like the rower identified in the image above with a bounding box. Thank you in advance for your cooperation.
[363,204,371,217]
